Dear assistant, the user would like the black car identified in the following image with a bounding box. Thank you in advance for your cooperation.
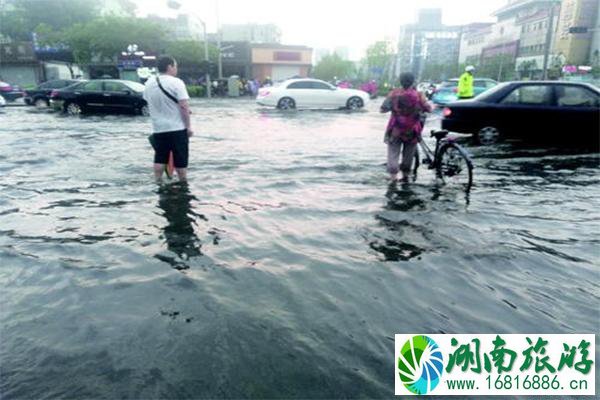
[441,81,600,146]
[24,79,82,107]
[50,79,148,116]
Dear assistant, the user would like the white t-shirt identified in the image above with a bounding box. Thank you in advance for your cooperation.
[143,75,190,133]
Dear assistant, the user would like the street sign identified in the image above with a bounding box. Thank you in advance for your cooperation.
[569,27,588,34]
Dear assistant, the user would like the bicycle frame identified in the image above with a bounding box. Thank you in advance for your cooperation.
[417,133,453,169]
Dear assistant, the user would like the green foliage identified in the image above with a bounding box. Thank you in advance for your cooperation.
[0,0,97,41]
[477,55,516,81]
[33,23,64,47]
[363,41,394,79]
[0,6,30,41]
[366,41,393,69]
[165,40,219,69]
[312,53,355,81]
[63,17,167,64]
[112,0,137,16]
[518,60,537,73]
[186,85,205,97]
[420,63,461,82]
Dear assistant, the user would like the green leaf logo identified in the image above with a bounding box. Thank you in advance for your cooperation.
[397,336,444,395]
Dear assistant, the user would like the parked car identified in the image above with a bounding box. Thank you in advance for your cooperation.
[50,79,148,116]
[441,81,600,146]
[256,78,370,110]
[24,79,82,107]
[431,78,498,105]
[0,80,25,102]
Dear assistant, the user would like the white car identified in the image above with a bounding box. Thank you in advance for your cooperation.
[0,95,6,107]
[256,78,370,110]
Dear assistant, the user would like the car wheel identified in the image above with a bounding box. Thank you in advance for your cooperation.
[65,102,82,116]
[477,126,500,145]
[34,98,49,108]
[346,96,364,110]
[139,105,150,116]
[277,97,295,110]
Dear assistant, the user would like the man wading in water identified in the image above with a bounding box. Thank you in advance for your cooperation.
[144,56,194,181]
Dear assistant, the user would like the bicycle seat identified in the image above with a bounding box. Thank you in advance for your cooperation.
[430,130,449,139]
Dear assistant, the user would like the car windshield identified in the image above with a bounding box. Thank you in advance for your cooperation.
[475,82,512,101]
[64,81,87,90]
[440,80,458,88]
[124,81,145,92]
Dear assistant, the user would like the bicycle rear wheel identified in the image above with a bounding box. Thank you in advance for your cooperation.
[436,143,473,190]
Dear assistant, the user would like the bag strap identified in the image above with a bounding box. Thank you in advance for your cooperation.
[156,76,179,104]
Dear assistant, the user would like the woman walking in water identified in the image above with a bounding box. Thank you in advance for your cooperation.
[381,72,432,182]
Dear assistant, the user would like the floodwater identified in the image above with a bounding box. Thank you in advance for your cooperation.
[0,100,598,399]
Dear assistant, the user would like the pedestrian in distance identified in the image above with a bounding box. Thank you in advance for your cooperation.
[457,65,476,100]
[380,72,432,183]
[143,56,194,182]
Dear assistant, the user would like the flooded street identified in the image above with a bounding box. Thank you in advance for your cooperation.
[1,99,598,398]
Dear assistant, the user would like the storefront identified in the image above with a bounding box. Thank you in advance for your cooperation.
[0,42,42,86]
[251,44,312,82]
[220,41,252,78]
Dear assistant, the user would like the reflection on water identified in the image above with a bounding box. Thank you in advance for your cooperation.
[368,183,428,262]
[155,182,206,271]
[0,100,598,398]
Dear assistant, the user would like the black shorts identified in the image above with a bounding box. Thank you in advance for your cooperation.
[152,129,189,168]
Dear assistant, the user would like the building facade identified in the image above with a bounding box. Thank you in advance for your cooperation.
[251,44,312,82]
[0,42,83,85]
[456,0,567,78]
[219,41,252,78]
[221,24,282,44]
[484,1,525,64]
[396,9,461,79]
[147,14,205,41]
[591,2,600,66]
[459,23,494,64]
[554,0,599,65]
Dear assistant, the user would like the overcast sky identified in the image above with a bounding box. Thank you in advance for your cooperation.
[136,0,508,59]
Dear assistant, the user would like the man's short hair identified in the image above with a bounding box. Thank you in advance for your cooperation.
[399,72,415,89]
[157,56,176,73]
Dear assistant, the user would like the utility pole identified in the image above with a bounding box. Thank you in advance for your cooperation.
[542,1,559,80]
[167,0,211,98]
[202,21,211,98]
[498,41,507,81]
[216,0,223,79]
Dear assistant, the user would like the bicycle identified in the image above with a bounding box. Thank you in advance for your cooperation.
[413,129,474,191]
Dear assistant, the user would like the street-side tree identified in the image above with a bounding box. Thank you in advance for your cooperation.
[165,40,219,68]
[420,63,461,82]
[0,0,98,41]
[112,0,138,16]
[312,53,355,81]
[63,17,167,65]
[165,40,220,79]
[363,41,394,80]
[478,55,516,81]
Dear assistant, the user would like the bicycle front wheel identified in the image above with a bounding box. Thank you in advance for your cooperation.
[436,143,473,190]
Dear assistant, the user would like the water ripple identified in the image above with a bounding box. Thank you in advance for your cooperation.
[0,100,598,398]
